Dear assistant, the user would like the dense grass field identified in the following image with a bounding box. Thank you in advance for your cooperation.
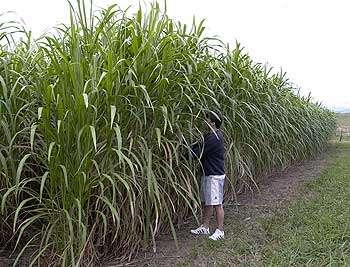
[336,113,350,141]
[336,113,350,127]
[0,1,336,265]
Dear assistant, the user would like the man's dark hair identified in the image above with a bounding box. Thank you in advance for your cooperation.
[206,111,222,128]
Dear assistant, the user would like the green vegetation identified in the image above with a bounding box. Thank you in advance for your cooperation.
[335,113,350,141]
[262,143,350,265]
[180,143,350,266]
[0,1,336,265]
[336,113,350,127]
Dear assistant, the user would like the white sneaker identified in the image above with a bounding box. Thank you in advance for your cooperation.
[209,229,224,240]
[190,225,210,235]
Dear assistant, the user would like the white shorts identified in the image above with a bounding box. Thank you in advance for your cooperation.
[201,175,225,206]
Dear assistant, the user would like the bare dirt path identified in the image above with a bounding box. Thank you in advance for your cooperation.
[107,148,332,267]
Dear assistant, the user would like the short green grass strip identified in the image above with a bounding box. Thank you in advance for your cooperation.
[263,142,350,265]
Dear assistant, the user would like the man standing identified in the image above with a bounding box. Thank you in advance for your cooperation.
[189,111,225,240]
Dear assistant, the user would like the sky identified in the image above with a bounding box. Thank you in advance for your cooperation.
[1,0,349,111]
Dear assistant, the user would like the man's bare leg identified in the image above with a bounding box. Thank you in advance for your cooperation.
[214,204,224,231]
[202,205,213,228]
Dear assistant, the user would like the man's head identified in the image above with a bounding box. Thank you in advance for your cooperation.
[205,111,222,129]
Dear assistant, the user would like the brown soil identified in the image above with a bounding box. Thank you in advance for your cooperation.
[106,149,332,267]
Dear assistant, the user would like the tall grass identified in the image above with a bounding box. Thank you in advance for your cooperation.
[0,1,336,265]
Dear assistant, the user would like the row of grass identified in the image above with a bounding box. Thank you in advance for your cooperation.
[0,1,336,265]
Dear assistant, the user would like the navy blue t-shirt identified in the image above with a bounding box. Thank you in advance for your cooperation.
[190,130,225,176]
